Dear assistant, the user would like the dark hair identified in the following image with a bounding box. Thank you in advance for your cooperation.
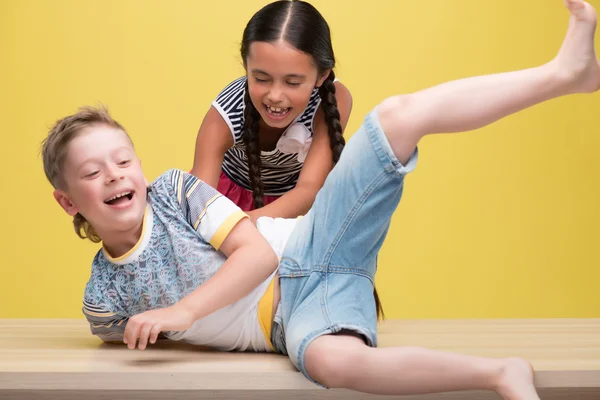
[240,0,345,209]
[241,1,384,320]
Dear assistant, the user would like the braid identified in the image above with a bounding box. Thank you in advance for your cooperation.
[374,285,385,321]
[318,71,345,164]
[242,81,264,209]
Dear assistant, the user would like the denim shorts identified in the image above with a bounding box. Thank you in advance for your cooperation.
[270,108,419,385]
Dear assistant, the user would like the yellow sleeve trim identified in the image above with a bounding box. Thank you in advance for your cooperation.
[209,210,248,250]
[257,276,275,351]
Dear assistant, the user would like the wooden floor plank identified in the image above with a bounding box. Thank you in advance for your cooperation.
[0,318,598,399]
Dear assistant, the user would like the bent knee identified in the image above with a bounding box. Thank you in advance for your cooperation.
[303,334,367,388]
[376,95,421,165]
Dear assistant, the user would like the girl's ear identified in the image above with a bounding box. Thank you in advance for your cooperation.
[316,69,332,88]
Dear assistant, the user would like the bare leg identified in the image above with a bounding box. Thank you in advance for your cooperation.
[306,334,538,400]
[377,0,600,164]
[301,5,599,397]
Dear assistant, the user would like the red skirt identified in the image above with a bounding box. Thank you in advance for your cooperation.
[217,171,279,211]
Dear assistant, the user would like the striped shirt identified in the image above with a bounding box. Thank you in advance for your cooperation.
[212,76,322,196]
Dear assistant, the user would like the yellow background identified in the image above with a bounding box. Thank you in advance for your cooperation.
[1,0,598,319]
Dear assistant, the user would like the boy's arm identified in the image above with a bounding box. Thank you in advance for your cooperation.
[123,171,279,350]
[176,216,278,322]
[83,301,127,343]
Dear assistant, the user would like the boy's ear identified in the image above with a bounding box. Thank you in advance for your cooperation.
[53,189,79,216]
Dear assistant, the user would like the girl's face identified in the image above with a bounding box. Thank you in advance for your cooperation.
[245,40,330,129]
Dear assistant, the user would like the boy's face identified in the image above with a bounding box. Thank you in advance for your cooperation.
[54,125,147,239]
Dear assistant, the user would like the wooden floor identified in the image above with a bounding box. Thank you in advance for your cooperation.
[0,318,598,399]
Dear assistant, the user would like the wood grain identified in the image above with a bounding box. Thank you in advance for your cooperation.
[0,318,598,399]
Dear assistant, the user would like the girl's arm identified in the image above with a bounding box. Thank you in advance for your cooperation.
[247,81,353,222]
[190,106,233,187]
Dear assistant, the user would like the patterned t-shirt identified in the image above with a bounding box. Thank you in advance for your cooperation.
[82,169,291,352]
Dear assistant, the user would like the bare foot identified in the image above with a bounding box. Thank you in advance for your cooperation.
[494,357,540,400]
[552,0,600,93]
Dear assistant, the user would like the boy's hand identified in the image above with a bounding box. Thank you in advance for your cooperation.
[123,305,194,350]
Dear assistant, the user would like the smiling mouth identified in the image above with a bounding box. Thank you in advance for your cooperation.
[104,191,134,205]
[264,105,291,118]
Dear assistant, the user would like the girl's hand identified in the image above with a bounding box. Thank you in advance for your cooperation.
[123,305,194,350]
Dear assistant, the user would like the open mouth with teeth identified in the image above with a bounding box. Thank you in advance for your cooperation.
[104,191,134,206]
[264,105,291,119]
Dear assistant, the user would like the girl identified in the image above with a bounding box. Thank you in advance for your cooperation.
[191,0,353,222]
[45,0,598,398]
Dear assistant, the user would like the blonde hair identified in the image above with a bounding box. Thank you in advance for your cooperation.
[41,105,131,243]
